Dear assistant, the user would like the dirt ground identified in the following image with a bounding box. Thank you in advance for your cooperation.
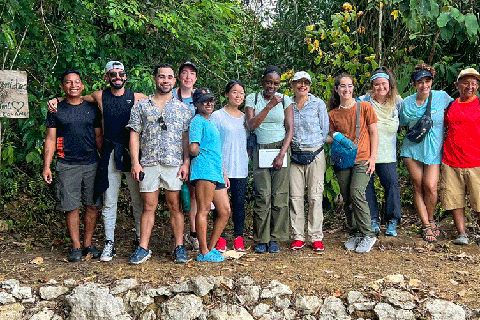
[1,209,480,312]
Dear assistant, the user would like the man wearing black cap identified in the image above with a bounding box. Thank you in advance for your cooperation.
[47,61,147,262]
[127,63,193,264]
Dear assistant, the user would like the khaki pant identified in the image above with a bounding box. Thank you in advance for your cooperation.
[290,149,326,242]
[252,141,290,243]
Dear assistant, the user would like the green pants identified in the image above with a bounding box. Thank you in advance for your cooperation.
[252,141,290,243]
[335,161,374,237]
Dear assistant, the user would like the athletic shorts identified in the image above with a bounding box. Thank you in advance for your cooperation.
[191,179,226,190]
[140,164,183,192]
[440,164,480,211]
[55,161,101,211]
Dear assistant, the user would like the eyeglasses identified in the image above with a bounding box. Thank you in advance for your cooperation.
[295,80,311,86]
[202,101,214,106]
[158,116,167,130]
[108,71,126,78]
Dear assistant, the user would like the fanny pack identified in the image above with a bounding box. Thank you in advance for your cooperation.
[405,92,433,143]
[330,102,360,170]
[291,146,324,165]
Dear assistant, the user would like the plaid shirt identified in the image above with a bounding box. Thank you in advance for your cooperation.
[127,95,192,167]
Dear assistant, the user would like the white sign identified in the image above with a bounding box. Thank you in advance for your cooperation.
[0,70,29,118]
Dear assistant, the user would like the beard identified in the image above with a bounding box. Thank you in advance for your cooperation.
[109,79,125,89]
[157,85,173,94]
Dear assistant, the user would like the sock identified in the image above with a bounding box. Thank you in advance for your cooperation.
[190,232,197,238]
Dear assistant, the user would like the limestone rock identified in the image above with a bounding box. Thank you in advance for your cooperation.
[295,294,322,315]
[283,309,296,320]
[212,277,234,297]
[12,286,32,300]
[0,279,19,292]
[236,276,254,286]
[144,287,172,298]
[130,294,154,315]
[111,279,138,295]
[63,279,77,287]
[374,303,414,320]
[140,309,156,320]
[318,296,350,320]
[0,292,15,305]
[160,294,203,320]
[169,280,192,294]
[275,296,291,309]
[252,303,270,317]
[46,280,58,285]
[209,305,254,320]
[0,303,24,320]
[385,274,405,287]
[39,286,69,300]
[52,315,63,320]
[66,283,131,320]
[425,299,466,320]
[190,276,215,297]
[302,315,316,320]
[260,280,292,298]
[347,291,375,312]
[238,285,260,305]
[383,288,415,310]
[30,307,55,320]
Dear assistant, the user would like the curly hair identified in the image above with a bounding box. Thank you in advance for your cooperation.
[411,63,436,81]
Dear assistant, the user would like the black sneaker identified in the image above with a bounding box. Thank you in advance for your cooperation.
[68,248,82,262]
[133,236,140,248]
[82,245,100,259]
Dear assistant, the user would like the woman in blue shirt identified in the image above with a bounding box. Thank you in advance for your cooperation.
[189,88,231,262]
[399,64,452,242]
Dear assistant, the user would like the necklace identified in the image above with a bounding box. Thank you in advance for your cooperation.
[339,100,355,109]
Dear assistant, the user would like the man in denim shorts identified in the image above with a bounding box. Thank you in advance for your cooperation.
[42,70,103,262]
[127,63,193,264]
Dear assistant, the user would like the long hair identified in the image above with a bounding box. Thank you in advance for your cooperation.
[367,67,399,112]
[327,73,354,111]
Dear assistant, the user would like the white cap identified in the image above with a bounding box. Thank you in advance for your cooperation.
[105,61,125,73]
[292,71,312,83]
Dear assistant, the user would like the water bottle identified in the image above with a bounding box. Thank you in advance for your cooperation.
[181,182,191,212]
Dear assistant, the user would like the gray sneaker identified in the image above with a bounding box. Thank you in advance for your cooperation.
[184,234,200,251]
[452,234,469,245]
[345,235,362,251]
[355,236,377,253]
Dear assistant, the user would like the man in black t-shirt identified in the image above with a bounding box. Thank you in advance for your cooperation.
[43,70,103,262]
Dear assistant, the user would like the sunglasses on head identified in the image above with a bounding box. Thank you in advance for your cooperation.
[108,71,126,78]
[158,116,167,130]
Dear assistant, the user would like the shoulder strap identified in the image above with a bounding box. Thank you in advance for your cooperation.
[445,100,454,115]
[425,92,432,116]
[255,92,258,105]
[355,101,360,144]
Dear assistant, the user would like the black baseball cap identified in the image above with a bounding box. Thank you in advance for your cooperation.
[192,87,214,104]
[179,61,198,74]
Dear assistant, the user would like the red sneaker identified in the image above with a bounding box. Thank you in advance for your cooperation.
[312,240,324,251]
[215,237,227,253]
[233,236,245,251]
[291,240,305,250]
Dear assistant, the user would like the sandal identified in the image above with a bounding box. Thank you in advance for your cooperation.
[429,220,441,237]
[197,250,225,263]
[422,226,438,243]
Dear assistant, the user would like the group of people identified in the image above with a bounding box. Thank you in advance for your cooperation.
[42,60,480,264]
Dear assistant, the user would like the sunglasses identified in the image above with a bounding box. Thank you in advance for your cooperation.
[108,71,126,78]
[158,116,167,130]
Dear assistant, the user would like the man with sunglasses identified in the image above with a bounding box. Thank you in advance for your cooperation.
[127,63,193,264]
[47,61,147,262]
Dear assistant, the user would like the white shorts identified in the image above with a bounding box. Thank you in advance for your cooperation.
[140,164,183,192]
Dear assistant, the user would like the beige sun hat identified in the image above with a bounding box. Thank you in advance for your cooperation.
[457,68,480,82]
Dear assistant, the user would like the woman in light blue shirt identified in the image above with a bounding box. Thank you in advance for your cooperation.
[245,65,294,254]
[399,64,452,243]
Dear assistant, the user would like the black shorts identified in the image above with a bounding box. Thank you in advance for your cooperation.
[190,179,226,190]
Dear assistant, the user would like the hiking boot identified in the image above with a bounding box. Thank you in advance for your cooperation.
[100,240,116,262]
[355,236,377,253]
[129,246,152,264]
[371,220,381,235]
[173,245,188,263]
[215,237,227,253]
[344,235,362,251]
[312,240,325,251]
[234,236,245,251]
[268,241,279,253]
[291,240,305,250]
[255,243,267,253]
[385,219,398,237]
[68,248,82,262]
[82,245,100,259]
[452,234,469,245]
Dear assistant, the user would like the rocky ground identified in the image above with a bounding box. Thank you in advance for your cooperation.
[1,216,480,319]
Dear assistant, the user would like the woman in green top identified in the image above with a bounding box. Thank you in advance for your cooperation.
[245,65,294,253]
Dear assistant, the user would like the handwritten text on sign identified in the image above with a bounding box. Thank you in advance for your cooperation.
[0,70,29,118]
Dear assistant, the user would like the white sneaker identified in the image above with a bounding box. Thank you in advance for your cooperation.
[100,240,116,262]
[355,236,377,253]
[344,235,362,251]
